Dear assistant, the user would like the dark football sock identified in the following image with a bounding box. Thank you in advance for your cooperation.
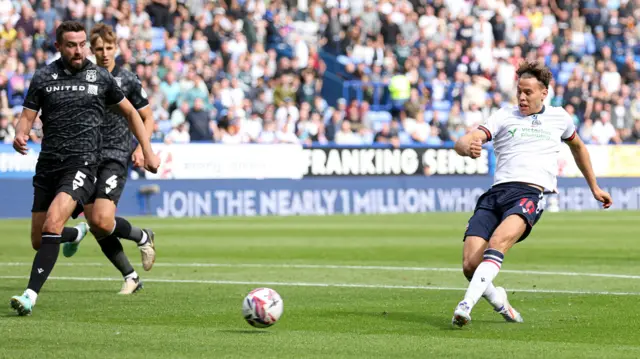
[112,217,147,244]
[97,234,135,278]
[60,227,79,243]
[27,233,61,294]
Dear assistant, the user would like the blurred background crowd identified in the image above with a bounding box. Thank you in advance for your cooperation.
[0,0,639,147]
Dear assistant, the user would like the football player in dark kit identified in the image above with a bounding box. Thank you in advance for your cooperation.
[60,24,157,295]
[10,21,160,316]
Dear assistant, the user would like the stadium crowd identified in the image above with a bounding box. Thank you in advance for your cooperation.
[0,0,639,147]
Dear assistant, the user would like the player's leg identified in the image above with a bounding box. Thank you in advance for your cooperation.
[462,236,506,311]
[460,189,544,320]
[30,178,54,251]
[11,166,97,316]
[86,199,143,294]
[459,215,527,322]
[91,161,155,271]
[30,212,46,250]
[11,192,77,316]
[452,207,502,327]
[112,216,155,271]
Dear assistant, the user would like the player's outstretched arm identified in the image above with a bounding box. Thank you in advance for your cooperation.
[454,129,488,159]
[12,109,38,155]
[131,106,155,168]
[565,135,613,208]
[113,98,160,173]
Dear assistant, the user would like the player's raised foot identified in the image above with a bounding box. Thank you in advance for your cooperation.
[495,287,524,323]
[119,276,143,295]
[139,229,155,271]
[63,222,89,258]
[452,301,472,328]
[10,294,33,316]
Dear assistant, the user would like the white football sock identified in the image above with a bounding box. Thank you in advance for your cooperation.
[124,271,139,281]
[73,225,84,243]
[462,248,504,309]
[483,283,504,310]
[138,231,148,246]
[24,288,38,305]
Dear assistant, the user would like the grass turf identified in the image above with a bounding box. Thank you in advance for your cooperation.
[0,212,639,358]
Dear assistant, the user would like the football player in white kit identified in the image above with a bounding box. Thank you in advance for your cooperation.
[451,60,613,328]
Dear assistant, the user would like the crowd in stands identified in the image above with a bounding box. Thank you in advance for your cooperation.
[0,0,639,148]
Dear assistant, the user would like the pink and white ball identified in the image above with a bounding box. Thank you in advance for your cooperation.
[242,288,284,328]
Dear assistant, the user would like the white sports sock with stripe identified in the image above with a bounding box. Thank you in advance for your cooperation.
[463,248,504,309]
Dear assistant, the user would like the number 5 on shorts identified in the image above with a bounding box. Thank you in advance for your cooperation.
[105,175,118,194]
[73,171,86,191]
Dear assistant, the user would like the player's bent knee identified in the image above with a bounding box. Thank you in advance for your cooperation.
[88,211,115,237]
[462,235,487,278]
[462,257,482,279]
[42,212,67,234]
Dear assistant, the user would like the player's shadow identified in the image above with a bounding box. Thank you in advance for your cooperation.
[334,311,453,330]
[218,329,271,335]
[46,289,116,294]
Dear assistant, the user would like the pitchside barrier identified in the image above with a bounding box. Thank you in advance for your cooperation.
[0,143,638,218]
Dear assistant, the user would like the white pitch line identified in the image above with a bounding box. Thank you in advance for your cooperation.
[0,275,638,296]
[1,262,640,280]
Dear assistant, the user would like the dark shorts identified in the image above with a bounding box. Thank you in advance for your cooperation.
[464,182,545,243]
[87,160,129,206]
[32,163,98,216]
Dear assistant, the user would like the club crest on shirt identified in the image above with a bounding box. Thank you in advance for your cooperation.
[531,115,541,127]
[115,77,122,87]
[86,70,97,82]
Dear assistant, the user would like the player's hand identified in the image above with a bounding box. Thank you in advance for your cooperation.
[592,187,613,209]
[143,151,160,174]
[468,138,482,158]
[131,147,144,168]
[12,134,29,155]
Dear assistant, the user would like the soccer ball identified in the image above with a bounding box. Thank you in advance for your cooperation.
[242,288,284,328]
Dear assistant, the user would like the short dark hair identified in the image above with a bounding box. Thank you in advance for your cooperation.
[516,60,552,89]
[56,21,86,44]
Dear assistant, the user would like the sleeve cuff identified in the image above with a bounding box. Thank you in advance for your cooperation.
[478,125,492,141]
[562,130,577,142]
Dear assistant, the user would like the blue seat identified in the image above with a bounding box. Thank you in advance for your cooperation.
[368,111,392,132]
[557,71,571,86]
[560,62,577,73]
[432,100,452,111]
[150,27,166,52]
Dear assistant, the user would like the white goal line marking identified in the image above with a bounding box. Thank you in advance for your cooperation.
[0,275,638,296]
[0,262,639,280]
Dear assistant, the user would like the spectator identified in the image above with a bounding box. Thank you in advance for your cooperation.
[0,113,14,144]
[409,111,431,143]
[334,121,362,145]
[625,120,640,144]
[3,0,638,150]
[186,98,213,142]
[258,120,278,144]
[592,113,621,145]
[160,72,181,107]
[277,121,300,144]
[165,122,190,144]
[220,118,245,144]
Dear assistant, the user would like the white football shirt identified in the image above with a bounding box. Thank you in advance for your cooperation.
[478,105,576,192]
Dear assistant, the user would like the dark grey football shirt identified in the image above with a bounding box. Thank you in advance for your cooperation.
[101,66,150,166]
[23,58,125,167]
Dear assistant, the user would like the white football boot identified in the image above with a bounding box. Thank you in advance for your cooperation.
[452,301,472,328]
[494,287,524,323]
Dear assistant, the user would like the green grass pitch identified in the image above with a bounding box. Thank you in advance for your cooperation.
[0,212,639,358]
